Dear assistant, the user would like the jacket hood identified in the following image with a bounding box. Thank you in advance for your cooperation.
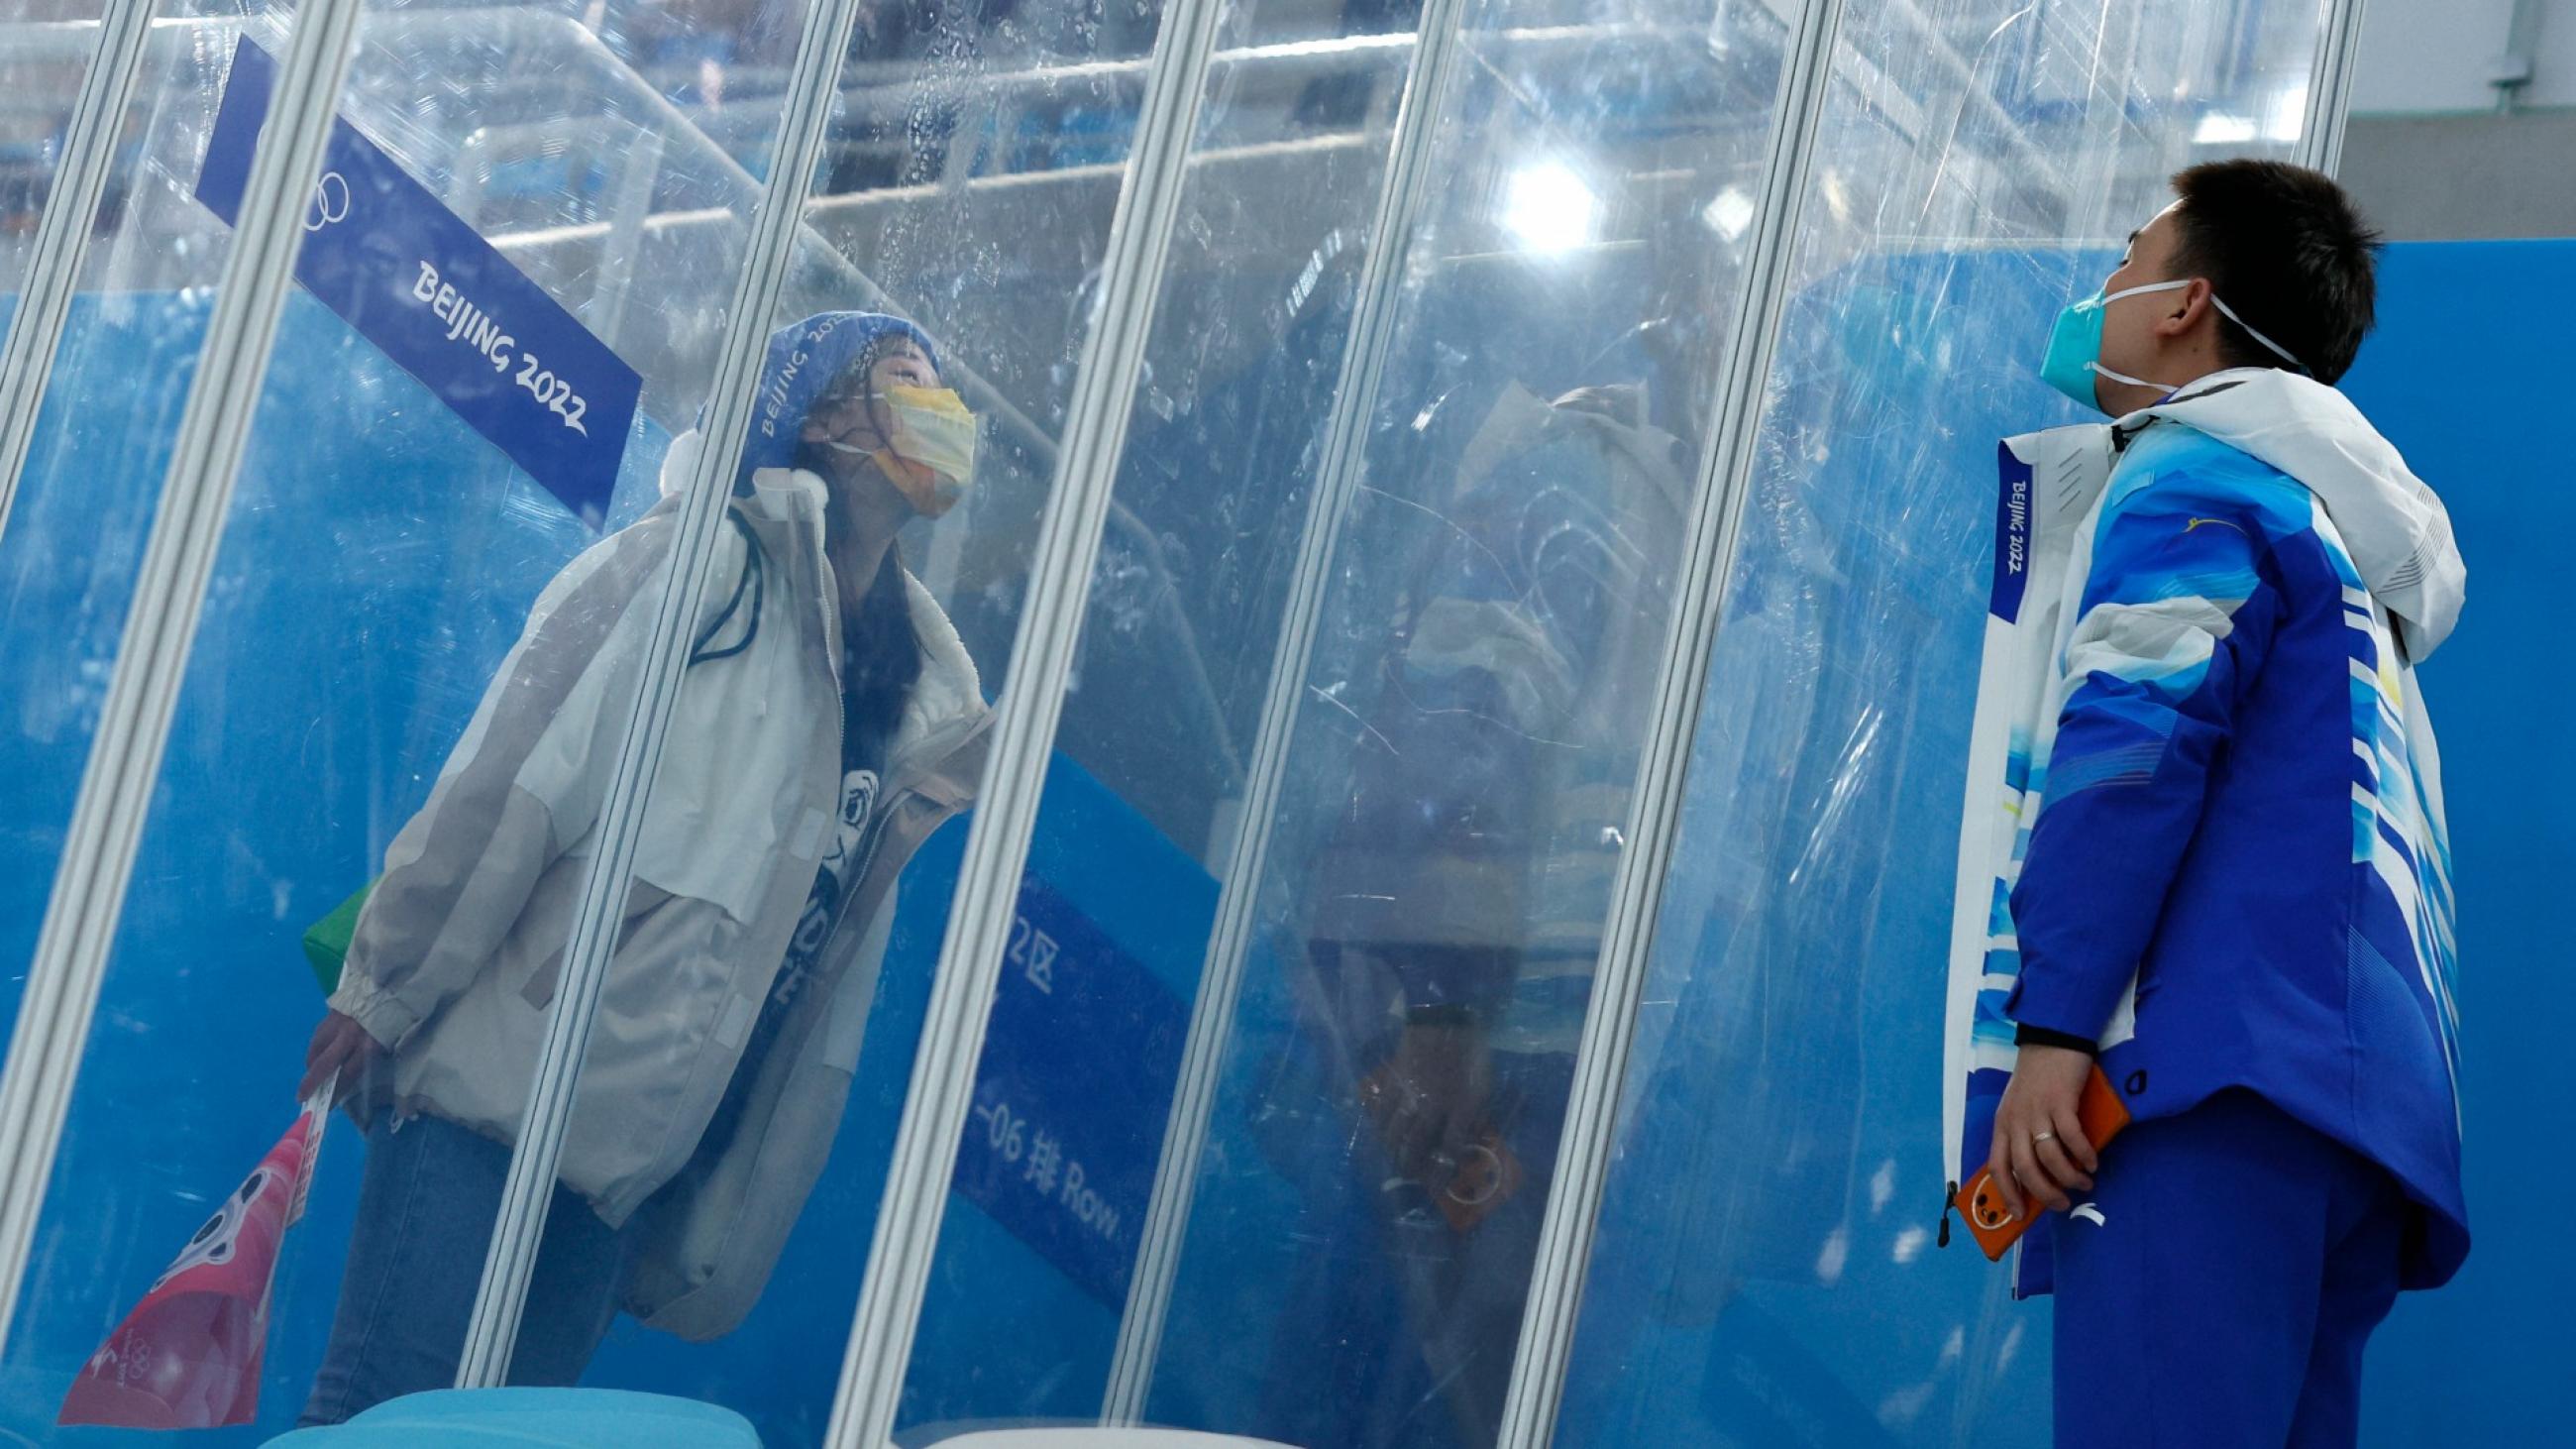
[731,311,941,495]
[2125,369,2466,660]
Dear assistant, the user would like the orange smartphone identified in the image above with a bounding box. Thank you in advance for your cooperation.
[1433,1130,1524,1233]
[1958,1063,2133,1262]
[1356,1064,1525,1234]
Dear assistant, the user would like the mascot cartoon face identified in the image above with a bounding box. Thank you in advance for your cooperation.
[149,1167,272,1293]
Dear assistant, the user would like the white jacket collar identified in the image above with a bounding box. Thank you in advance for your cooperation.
[658,430,987,767]
[2116,369,2467,660]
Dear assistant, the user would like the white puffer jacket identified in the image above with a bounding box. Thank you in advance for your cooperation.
[332,434,989,1337]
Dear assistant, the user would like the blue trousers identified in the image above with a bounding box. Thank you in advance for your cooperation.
[298,1113,637,1427]
[2051,1089,2409,1449]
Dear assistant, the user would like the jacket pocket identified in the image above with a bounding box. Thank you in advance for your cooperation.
[519,877,674,1009]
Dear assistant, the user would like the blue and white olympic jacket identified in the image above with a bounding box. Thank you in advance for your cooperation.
[1944,369,2469,1295]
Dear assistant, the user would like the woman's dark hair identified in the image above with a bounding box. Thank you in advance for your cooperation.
[2168,159,2382,386]
[835,544,923,767]
[793,338,926,766]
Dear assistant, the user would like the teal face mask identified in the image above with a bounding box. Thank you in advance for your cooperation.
[2039,279,2308,412]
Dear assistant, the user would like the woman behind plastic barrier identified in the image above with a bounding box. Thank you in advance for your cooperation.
[1256,360,1694,1449]
[293,312,994,1425]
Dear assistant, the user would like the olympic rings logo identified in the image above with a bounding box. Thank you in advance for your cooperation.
[304,171,352,233]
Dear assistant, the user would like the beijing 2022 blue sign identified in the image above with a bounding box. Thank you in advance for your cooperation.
[196,38,640,526]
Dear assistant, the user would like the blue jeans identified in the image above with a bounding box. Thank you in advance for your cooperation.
[298,1113,637,1426]
[2052,1089,2410,1449]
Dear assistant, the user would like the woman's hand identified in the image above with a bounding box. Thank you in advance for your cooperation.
[301,1011,384,1105]
[1361,1020,1495,1183]
[1984,1042,2101,1221]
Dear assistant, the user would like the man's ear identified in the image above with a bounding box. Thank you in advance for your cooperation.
[2156,278,2216,340]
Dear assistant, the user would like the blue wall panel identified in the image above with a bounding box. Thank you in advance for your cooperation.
[2339,239,2575,1447]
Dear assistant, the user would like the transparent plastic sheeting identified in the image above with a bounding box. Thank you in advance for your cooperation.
[0,3,2355,1449]
[0,0,818,1433]
[0,2,294,1029]
[538,20,1188,1448]
[1549,2,2329,1446]
[0,0,109,351]
[1098,0,1804,1441]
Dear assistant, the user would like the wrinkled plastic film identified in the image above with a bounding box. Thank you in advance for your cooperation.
[821,0,1231,1441]
[1551,3,2337,1444]
[0,0,360,1349]
[1497,0,1850,1440]
[0,0,147,546]
[1103,0,1472,1419]
[451,0,877,1389]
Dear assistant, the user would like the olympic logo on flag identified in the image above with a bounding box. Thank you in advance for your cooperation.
[305,170,352,233]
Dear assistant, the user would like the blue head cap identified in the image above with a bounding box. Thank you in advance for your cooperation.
[735,311,942,494]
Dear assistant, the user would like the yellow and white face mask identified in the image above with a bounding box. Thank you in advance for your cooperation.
[876,385,979,517]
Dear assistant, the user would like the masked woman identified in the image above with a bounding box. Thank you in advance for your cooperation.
[294,312,992,1424]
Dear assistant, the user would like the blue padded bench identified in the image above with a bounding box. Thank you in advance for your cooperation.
[262,1388,762,1447]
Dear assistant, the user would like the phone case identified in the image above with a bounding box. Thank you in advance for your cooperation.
[1433,1131,1524,1233]
[1357,1063,1525,1234]
[1959,1062,2134,1262]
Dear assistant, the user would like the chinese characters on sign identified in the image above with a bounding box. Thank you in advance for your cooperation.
[951,875,1188,1306]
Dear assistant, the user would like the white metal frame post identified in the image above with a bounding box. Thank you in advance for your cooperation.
[1490,0,1849,1442]
[449,0,881,1387]
[2299,0,2371,175]
[0,0,160,547]
[1484,0,2380,1438]
[0,0,362,1348]
[1098,0,1468,1421]
[820,0,1229,1440]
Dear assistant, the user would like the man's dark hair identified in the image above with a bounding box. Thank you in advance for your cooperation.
[2168,159,2382,386]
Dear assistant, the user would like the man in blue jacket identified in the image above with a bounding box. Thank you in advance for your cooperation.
[1984,161,2468,1446]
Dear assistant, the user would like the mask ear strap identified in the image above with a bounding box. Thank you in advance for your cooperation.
[2206,294,2308,374]
[2099,279,2193,306]
[2088,361,2180,394]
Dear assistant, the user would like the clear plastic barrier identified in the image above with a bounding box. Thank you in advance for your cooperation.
[0,0,286,1046]
[869,0,1427,1434]
[0,0,813,1434]
[1551,3,2325,1445]
[532,6,1193,1443]
[1120,2,1792,1443]
[0,0,2423,1441]
[0,0,108,352]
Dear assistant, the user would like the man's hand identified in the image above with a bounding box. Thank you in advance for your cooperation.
[1985,1042,2101,1221]
[301,1010,385,1105]
[1360,1020,1493,1183]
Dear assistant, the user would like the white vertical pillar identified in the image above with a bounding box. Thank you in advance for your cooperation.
[2300,0,2373,174]
[1490,1,1850,1443]
[0,0,161,546]
[450,0,882,1387]
[1098,0,1469,1422]
[819,0,1230,1442]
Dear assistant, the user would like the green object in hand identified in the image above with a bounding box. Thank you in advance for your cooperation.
[301,881,375,996]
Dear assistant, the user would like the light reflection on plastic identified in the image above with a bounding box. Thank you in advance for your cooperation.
[2264,82,2308,141]
[2193,110,2257,144]
[1702,184,1757,242]
[1503,161,1598,254]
